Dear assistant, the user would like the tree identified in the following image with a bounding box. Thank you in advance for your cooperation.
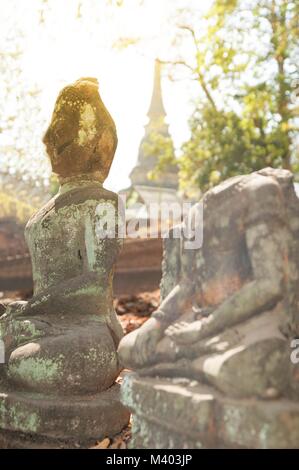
[0,0,140,199]
[0,11,50,205]
[162,0,299,192]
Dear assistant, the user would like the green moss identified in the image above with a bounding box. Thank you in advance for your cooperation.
[9,405,40,433]
[0,398,41,433]
[0,317,44,350]
[8,356,63,385]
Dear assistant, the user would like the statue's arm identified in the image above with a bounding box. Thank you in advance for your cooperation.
[21,271,104,316]
[22,198,122,316]
[118,266,196,368]
[152,281,196,327]
[118,216,199,368]
[191,219,287,340]
[154,221,199,328]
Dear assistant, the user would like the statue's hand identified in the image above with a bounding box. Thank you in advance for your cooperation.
[118,317,163,369]
[165,318,211,344]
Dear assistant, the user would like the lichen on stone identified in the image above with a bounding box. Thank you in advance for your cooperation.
[77,103,97,146]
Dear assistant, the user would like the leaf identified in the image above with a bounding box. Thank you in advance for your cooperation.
[91,438,110,449]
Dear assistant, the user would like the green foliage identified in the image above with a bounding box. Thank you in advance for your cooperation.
[178,0,299,192]
[0,191,36,224]
[125,188,140,207]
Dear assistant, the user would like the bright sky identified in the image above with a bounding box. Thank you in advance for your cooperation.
[0,0,211,192]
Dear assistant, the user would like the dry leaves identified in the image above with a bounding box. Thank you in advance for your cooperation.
[115,290,159,334]
[90,422,132,450]
[114,290,159,317]
[91,437,110,449]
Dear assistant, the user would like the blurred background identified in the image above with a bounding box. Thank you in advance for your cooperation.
[0,0,298,304]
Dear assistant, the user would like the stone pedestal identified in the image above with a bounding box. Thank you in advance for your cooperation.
[0,381,128,448]
[122,374,299,449]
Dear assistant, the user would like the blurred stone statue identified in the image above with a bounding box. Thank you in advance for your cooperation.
[119,168,299,448]
[0,78,129,447]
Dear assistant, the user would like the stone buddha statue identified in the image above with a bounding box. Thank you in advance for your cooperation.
[119,168,299,394]
[119,168,299,448]
[0,78,129,448]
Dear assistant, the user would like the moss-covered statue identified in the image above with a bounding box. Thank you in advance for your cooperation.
[119,168,299,449]
[0,78,129,448]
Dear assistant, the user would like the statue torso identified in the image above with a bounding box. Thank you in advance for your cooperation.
[25,183,122,296]
[184,174,299,313]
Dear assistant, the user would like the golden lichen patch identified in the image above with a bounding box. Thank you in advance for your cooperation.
[77,103,97,146]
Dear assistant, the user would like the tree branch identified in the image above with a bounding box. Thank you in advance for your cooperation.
[177,24,218,111]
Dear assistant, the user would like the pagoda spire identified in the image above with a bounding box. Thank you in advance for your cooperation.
[147,59,167,121]
[129,58,178,191]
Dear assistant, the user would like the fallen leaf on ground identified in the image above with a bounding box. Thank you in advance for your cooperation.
[91,437,110,449]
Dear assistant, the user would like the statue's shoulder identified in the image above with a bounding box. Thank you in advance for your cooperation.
[206,172,280,201]
[243,172,281,195]
[242,172,284,212]
[25,194,58,230]
[201,170,287,229]
[54,185,119,210]
[242,171,288,226]
[26,185,120,230]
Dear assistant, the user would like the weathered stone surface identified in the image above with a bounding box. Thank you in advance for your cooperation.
[122,374,299,449]
[0,78,129,447]
[119,168,299,448]
[218,398,299,449]
[122,374,216,449]
[0,382,128,448]
[191,308,290,399]
[43,77,117,180]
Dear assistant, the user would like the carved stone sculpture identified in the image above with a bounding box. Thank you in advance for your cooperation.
[119,168,299,448]
[0,78,129,448]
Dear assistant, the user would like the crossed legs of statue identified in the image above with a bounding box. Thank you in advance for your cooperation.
[139,303,291,401]
[0,304,120,395]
